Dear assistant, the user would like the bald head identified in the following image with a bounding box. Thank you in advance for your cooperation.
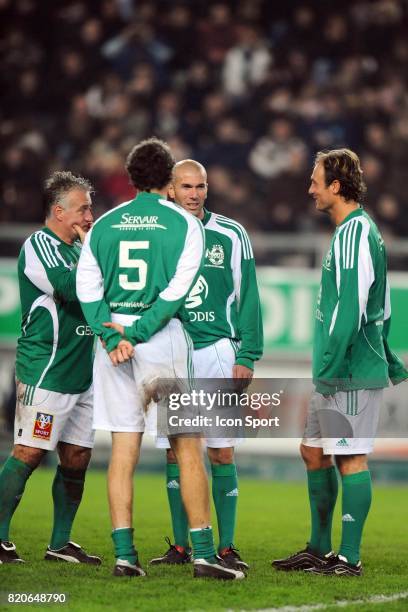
[173,159,207,181]
[169,159,208,219]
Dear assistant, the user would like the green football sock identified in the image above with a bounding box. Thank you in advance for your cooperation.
[307,466,338,555]
[211,463,238,551]
[339,470,372,565]
[112,527,137,564]
[190,527,217,562]
[49,465,85,550]
[166,463,189,548]
[0,456,33,540]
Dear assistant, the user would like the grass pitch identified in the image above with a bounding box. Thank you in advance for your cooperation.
[1,467,407,611]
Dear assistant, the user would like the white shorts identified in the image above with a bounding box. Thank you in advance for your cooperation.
[14,381,94,450]
[156,337,241,449]
[302,389,383,455]
[93,316,191,432]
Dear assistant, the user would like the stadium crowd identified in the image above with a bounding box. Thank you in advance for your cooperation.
[1,0,408,237]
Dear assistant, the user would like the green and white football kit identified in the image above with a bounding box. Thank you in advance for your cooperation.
[303,208,408,454]
[157,208,263,448]
[15,228,94,450]
[152,209,263,567]
[76,192,204,432]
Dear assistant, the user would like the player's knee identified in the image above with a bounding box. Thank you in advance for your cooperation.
[170,438,206,475]
[335,454,368,475]
[170,436,201,457]
[299,442,313,466]
[166,448,177,464]
[13,444,45,469]
[58,443,92,471]
[300,443,329,470]
[207,446,234,465]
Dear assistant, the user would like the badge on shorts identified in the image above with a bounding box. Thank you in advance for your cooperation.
[33,412,54,440]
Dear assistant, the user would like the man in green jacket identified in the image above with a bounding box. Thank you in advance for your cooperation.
[273,148,407,577]
[0,171,100,565]
[150,160,263,570]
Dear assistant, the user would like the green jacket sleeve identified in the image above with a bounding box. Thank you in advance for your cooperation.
[76,230,122,352]
[27,231,77,301]
[235,256,264,370]
[383,282,408,384]
[79,299,122,353]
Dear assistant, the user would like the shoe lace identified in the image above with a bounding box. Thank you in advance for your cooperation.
[223,545,242,560]
[164,536,176,553]
[163,536,187,556]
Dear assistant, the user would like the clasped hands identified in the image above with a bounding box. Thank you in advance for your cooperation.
[102,322,134,366]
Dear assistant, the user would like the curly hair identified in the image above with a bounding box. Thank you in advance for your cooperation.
[315,148,367,202]
[126,137,175,191]
[43,171,93,218]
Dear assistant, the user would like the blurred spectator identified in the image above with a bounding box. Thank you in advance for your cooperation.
[249,117,306,180]
[159,4,197,70]
[265,147,310,232]
[5,68,45,117]
[153,91,182,139]
[222,22,271,98]
[198,4,236,65]
[201,116,251,170]
[0,145,44,222]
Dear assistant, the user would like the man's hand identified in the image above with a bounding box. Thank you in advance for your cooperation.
[232,364,253,391]
[73,224,88,244]
[103,322,125,336]
[233,364,253,380]
[108,340,134,366]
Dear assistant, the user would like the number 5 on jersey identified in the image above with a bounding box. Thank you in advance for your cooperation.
[119,241,149,290]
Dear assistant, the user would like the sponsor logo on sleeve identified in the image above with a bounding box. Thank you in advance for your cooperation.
[323,249,332,271]
[315,285,323,322]
[33,412,54,440]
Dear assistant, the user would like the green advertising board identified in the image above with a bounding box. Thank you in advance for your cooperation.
[258,267,408,355]
[1,261,407,354]
[0,259,21,345]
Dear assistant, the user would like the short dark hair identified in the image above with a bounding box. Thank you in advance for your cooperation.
[125,137,175,191]
[43,171,93,218]
[315,148,367,202]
